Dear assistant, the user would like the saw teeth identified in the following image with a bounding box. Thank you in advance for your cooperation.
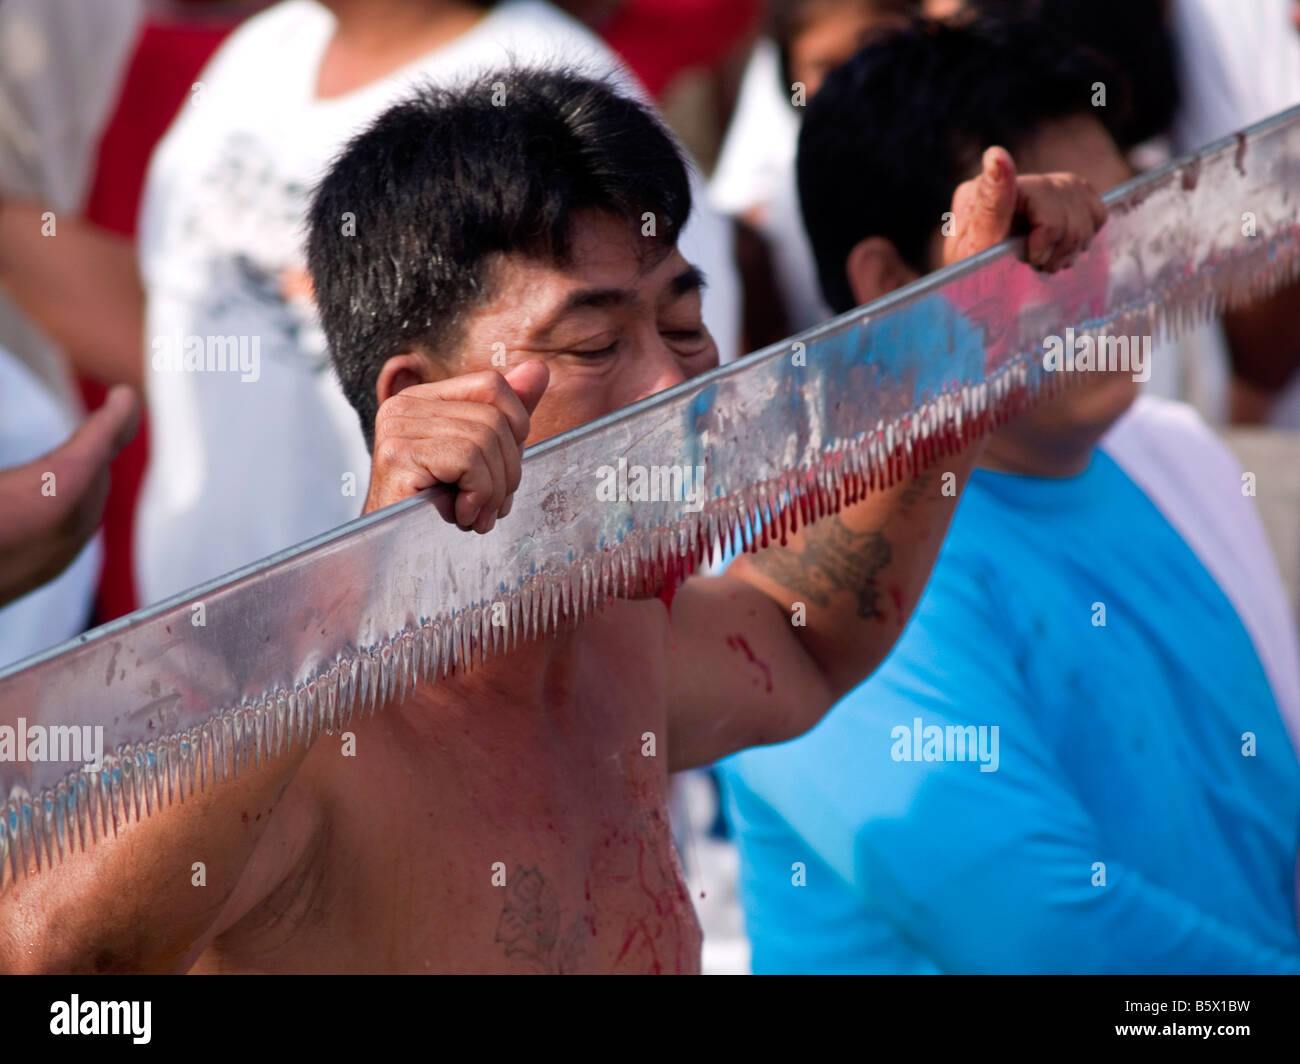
[231,711,245,785]
[379,644,392,708]
[141,744,155,820]
[51,782,66,865]
[308,681,321,744]
[365,653,378,717]
[357,657,371,718]
[8,199,1300,893]
[343,658,357,723]
[107,755,122,839]
[326,672,339,731]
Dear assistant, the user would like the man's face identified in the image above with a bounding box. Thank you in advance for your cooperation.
[790,1,910,99]
[445,209,718,446]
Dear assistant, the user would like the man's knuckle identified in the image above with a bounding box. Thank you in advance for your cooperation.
[467,420,496,451]
[375,440,403,468]
[453,435,479,462]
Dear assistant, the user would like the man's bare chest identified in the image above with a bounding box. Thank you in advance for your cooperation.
[203,615,701,972]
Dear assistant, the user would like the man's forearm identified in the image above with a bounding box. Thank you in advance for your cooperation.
[0,199,143,389]
[732,442,983,700]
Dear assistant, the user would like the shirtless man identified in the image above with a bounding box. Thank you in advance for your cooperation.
[0,68,1104,973]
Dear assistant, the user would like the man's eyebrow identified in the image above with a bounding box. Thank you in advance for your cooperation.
[670,265,707,297]
[533,266,707,339]
[533,287,633,339]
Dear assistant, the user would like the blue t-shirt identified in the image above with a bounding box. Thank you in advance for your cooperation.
[718,430,1300,974]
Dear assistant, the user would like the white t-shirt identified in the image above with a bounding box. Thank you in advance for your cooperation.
[710,39,798,217]
[0,351,101,669]
[1103,396,1300,753]
[709,39,830,332]
[136,0,739,605]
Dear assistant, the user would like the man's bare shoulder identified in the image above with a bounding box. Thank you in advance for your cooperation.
[186,756,329,972]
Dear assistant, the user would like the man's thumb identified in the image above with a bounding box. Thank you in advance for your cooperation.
[971,145,1018,230]
[504,360,550,415]
[50,385,140,489]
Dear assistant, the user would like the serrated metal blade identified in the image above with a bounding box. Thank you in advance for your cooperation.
[4,103,1300,887]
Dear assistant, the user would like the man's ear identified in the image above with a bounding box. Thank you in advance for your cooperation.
[375,351,439,407]
[845,236,921,306]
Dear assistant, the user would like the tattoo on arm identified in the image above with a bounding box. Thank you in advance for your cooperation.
[747,515,893,621]
[745,471,938,621]
[896,470,936,511]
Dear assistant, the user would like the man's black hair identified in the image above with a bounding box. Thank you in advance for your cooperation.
[797,15,1122,313]
[963,0,1179,149]
[307,66,691,449]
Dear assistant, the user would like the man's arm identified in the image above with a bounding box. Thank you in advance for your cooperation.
[667,463,974,770]
[667,148,1107,769]
[0,199,144,389]
[0,386,137,608]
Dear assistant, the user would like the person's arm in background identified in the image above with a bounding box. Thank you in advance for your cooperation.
[0,385,137,608]
[0,200,143,390]
[1221,294,1300,423]
[0,0,145,389]
[727,554,1300,974]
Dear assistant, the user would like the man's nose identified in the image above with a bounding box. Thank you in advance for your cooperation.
[632,343,689,403]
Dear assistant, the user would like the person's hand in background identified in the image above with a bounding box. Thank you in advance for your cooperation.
[943,146,1106,272]
[0,385,138,608]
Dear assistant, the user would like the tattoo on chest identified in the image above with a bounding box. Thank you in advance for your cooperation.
[493,818,697,974]
[748,515,893,621]
[493,866,592,975]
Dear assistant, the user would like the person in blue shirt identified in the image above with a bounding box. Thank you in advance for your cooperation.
[719,15,1300,973]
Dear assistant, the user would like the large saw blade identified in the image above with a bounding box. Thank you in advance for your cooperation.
[4,104,1300,886]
